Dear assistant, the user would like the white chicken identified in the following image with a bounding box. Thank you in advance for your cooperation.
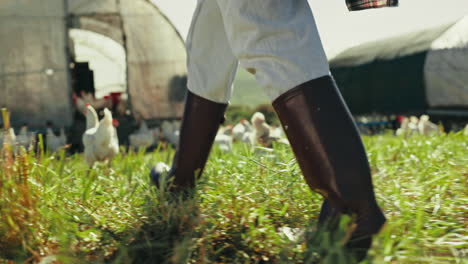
[2,128,17,152]
[418,115,439,136]
[396,117,410,137]
[215,126,233,153]
[218,125,234,136]
[251,112,271,146]
[250,112,288,147]
[46,127,67,152]
[408,116,420,136]
[172,120,181,132]
[161,120,179,147]
[241,131,255,145]
[232,118,253,142]
[129,120,155,149]
[16,125,36,150]
[270,125,284,139]
[82,105,119,167]
[151,127,161,146]
[214,133,233,153]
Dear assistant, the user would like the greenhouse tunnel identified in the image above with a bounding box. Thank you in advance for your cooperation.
[0,0,188,129]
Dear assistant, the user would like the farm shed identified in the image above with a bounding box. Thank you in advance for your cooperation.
[330,15,468,116]
[0,0,187,128]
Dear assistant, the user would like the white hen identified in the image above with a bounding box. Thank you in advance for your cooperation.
[46,127,66,152]
[215,134,233,153]
[408,116,420,136]
[2,128,17,152]
[129,121,155,149]
[16,125,36,150]
[396,117,410,137]
[215,126,233,153]
[83,106,119,167]
[418,115,439,136]
[251,112,271,146]
[232,118,252,142]
[250,112,288,147]
[161,120,179,147]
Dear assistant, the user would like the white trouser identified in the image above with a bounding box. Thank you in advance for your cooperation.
[186,0,330,104]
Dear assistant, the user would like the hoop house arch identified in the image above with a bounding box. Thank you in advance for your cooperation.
[68,0,187,120]
[69,29,127,99]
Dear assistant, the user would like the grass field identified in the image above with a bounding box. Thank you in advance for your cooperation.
[1,131,467,264]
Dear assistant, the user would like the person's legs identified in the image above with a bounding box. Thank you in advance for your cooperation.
[151,0,238,190]
[215,0,385,260]
[272,76,386,260]
[214,0,330,100]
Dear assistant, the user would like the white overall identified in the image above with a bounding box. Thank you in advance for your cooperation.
[186,0,331,103]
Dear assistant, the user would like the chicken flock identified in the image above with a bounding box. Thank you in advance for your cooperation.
[214,112,289,152]
[1,105,467,169]
[395,115,441,137]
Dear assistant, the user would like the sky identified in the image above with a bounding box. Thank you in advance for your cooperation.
[152,0,468,56]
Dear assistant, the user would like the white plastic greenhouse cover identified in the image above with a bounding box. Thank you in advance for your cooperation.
[70,29,127,99]
[0,0,72,128]
[329,15,468,109]
[424,16,468,107]
[329,23,454,68]
[0,0,187,128]
[68,0,187,120]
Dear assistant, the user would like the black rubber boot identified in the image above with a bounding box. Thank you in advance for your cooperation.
[150,91,227,191]
[272,75,386,261]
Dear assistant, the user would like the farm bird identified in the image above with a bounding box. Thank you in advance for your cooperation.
[161,120,179,147]
[129,120,154,149]
[408,116,420,136]
[0,109,14,149]
[215,129,233,152]
[149,162,171,186]
[232,118,253,141]
[2,128,17,151]
[241,131,255,145]
[16,125,36,150]
[215,134,233,153]
[59,127,67,146]
[251,112,271,146]
[465,124,468,136]
[396,117,410,137]
[250,112,288,147]
[151,127,161,147]
[82,105,119,167]
[46,127,67,152]
[116,95,128,116]
[172,120,182,132]
[218,125,234,136]
[418,115,439,136]
[270,125,284,139]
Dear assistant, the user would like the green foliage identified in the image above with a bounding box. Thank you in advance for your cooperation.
[226,104,279,126]
[0,132,467,263]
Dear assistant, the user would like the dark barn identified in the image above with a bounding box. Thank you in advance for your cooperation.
[330,15,468,119]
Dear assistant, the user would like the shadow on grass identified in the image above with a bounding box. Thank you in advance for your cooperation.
[112,183,362,264]
[115,186,201,264]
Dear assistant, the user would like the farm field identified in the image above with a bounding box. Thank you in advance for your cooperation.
[0,132,467,264]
